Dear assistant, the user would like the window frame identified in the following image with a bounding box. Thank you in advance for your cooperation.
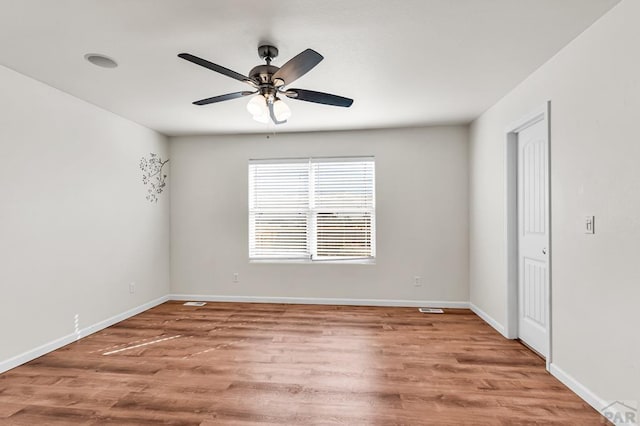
[248,156,376,264]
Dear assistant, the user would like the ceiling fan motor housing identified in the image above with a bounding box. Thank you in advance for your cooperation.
[249,64,279,85]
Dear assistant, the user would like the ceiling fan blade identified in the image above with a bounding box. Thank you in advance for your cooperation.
[272,49,323,86]
[193,91,256,106]
[178,53,255,86]
[284,89,353,107]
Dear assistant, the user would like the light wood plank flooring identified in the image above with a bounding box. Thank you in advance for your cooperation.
[0,302,608,425]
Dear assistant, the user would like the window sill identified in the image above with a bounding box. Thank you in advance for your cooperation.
[249,258,376,265]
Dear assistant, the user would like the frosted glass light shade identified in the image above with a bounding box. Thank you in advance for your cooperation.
[252,111,269,123]
[247,95,267,117]
[273,99,292,121]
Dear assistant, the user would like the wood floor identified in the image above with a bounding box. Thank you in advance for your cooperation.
[0,302,608,425]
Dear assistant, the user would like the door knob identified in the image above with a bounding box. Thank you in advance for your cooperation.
[542,248,547,255]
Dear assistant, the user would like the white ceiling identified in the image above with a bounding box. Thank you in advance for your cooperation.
[0,0,620,136]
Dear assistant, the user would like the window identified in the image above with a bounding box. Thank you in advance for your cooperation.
[249,157,375,262]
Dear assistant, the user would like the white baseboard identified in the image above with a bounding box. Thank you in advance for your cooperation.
[469,302,507,337]
[549,363,622,422]
[469,308,626,422]
[169,294,469,309]
[0,295,169,374]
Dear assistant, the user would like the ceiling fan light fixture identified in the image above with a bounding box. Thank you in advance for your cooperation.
[273,98,292,122]
[247,95,269,123]
[247,95,267,115]
[252,111,270,123]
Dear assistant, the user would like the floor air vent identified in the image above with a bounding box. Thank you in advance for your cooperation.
[183,301,207,307]
[419,307,444,314]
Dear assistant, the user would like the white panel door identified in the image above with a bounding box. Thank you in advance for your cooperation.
[517,119,549,357]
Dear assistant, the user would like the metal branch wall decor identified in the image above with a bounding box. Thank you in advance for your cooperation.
[140,153,169,203]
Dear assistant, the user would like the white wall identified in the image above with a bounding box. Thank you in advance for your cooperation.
[170,126,469,304]
[469,0,638,405]
[0,65,170,366]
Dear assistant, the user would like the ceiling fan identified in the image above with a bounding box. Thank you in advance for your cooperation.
[178,45,353,125]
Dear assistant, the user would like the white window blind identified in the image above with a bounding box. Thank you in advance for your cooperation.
[249,157,375,261]
[249,159,310,259]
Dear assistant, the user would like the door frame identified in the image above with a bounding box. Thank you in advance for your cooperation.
[504,101,552,370]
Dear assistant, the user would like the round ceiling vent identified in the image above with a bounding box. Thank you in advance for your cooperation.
[84,53,118,68]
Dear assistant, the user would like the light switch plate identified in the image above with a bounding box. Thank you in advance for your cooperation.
[585,216,595,234]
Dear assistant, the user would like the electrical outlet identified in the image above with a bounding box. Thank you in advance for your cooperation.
[232,273,239,283]
[414,276,422,287]
[129,282,136,294]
